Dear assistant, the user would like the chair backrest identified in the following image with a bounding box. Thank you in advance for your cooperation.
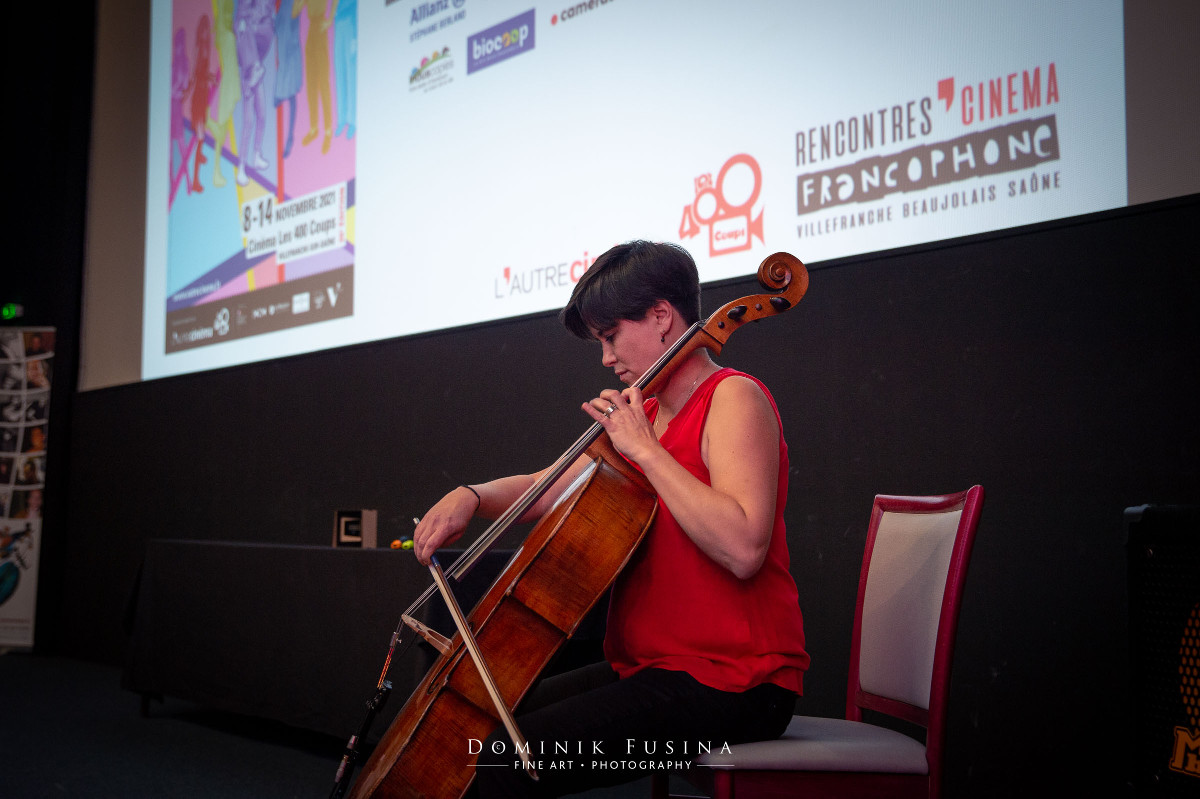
[846,486,984,787]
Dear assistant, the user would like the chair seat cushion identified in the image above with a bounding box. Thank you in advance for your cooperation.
[694,715,929,774]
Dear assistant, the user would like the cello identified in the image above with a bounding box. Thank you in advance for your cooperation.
[346,251,809,799]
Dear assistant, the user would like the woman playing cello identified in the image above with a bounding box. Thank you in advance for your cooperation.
[412,240,809,797]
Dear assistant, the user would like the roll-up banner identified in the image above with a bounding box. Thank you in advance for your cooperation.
[0,327,53,649]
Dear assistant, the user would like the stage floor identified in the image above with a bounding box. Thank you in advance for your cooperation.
[0,653,661,798]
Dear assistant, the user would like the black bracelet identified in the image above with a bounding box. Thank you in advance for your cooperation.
[460,484,481,512]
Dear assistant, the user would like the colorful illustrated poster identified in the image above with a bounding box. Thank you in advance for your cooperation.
[0,327,52,649]
[163,0,356,353]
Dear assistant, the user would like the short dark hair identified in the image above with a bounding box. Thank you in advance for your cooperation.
[559,241,701,339]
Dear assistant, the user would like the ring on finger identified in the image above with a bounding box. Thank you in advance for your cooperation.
[603,404,617,417]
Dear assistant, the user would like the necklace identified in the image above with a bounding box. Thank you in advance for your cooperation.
[654,365,714,434]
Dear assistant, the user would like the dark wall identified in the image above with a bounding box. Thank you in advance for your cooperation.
[7,1,93,659]
[53,195,1198,795]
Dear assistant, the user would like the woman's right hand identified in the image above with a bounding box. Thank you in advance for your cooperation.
[410,461,590,566]
[413,486,479,565]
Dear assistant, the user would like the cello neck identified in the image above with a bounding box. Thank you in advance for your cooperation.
[447,319,705,582]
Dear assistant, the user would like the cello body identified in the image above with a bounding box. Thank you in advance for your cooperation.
[349,252,808,799]
[351,435,656,798]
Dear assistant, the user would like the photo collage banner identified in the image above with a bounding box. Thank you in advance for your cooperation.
[1,327,53,648]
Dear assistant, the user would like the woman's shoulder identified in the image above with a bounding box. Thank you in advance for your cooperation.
[710,369,772,401]
[709,370,778,420]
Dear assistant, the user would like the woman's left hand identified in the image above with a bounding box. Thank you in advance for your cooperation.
[582,387,660,465]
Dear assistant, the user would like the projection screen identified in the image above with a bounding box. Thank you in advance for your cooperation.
[78,0,1198,389]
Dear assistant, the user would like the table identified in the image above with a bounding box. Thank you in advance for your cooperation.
[123,540,522,742]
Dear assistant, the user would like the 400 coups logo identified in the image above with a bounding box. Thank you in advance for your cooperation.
[679,154,765,258]
[1171,603,1200,779]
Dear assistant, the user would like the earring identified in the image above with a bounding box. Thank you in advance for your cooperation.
[660,332,666,343]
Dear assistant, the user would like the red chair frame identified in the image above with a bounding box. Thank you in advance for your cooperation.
[655,485,984,799]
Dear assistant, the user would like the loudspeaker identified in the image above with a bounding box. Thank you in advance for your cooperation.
[1127,504,1200,796]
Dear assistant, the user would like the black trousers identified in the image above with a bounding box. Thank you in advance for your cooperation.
[471,662,795,798]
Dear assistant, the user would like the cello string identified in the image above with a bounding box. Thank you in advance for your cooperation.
[377,320,707,673]
[444,320,705,581]
[381,320,708,675]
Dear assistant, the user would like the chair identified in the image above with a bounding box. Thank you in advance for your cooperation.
[654,485,984,799]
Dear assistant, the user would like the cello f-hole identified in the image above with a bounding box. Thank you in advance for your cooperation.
[426,648,463,695]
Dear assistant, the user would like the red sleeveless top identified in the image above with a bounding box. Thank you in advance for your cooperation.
[604,368,810,693]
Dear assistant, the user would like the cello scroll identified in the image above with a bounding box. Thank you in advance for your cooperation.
[642,252,808,398]
[705,251,808,347]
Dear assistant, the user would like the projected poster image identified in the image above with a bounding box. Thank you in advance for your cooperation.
[140,0,1129,382]
[164,0,356,353]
